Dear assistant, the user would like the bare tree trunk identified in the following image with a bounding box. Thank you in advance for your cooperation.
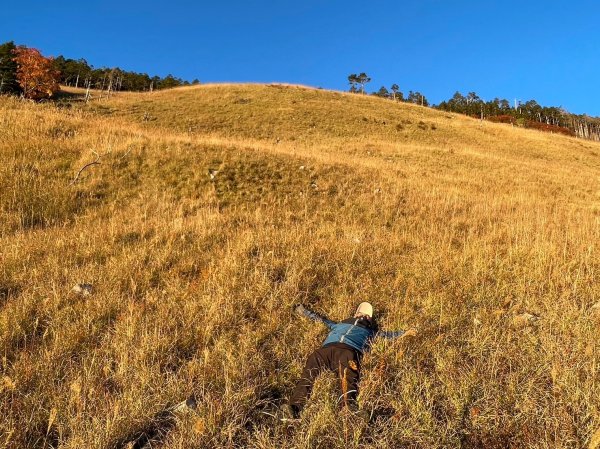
[84,79,91,103]
[106,70,115,98]
[75,72,80,88]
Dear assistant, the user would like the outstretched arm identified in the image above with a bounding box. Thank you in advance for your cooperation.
[294,304,336,329]
[376,328,417,340]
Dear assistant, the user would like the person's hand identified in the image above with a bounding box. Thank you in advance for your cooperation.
[294,304,306,316]
[402,328,418,338]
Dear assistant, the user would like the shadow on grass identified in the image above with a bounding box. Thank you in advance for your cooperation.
[0,283,21,306]
[53,89,85,101]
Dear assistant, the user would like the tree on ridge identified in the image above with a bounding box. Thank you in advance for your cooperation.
[12,46,60,100]
[347,73,359,93]
[356,72,371,94]
[391,83,400,101]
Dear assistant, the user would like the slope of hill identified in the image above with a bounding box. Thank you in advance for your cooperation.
[1,84,599,448]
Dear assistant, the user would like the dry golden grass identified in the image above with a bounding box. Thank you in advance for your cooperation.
[1,84,599,448]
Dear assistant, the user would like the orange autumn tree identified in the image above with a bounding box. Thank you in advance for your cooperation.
[12,47,60,100]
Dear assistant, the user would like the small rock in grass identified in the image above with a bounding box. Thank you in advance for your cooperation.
[72,283,93,296]
[172,396,198,414]
[512,312,539,328]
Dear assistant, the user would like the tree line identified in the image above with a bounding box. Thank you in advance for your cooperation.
[348,72,600,141]
[437,91,600,141]
[0,41,199,100]
[348,73,429,106]
[52,54,199,92]
[2,45,599,142]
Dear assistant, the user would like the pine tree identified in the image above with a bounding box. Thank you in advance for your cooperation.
[347,74,359,93]
[390,84,400,101]
[356,72,371,94]
[374,86,389,98]
[0,41,21,95]
[407,91,429,106]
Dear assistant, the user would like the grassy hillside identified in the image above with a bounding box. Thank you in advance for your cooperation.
[1,84,599,448]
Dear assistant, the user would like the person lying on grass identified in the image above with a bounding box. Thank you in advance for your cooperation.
[282,302,417,421]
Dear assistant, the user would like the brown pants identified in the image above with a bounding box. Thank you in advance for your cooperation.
[289,343,361,412]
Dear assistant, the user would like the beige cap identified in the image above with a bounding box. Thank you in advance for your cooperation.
[355,302,373,318]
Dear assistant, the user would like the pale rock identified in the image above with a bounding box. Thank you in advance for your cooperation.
[512,312,539,328]
[72,283,93,296]
[171,397,198,414]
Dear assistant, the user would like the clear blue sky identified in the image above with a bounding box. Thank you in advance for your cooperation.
[2,1,599,115]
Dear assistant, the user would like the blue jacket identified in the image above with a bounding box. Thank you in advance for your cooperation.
[300,307,405,354]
